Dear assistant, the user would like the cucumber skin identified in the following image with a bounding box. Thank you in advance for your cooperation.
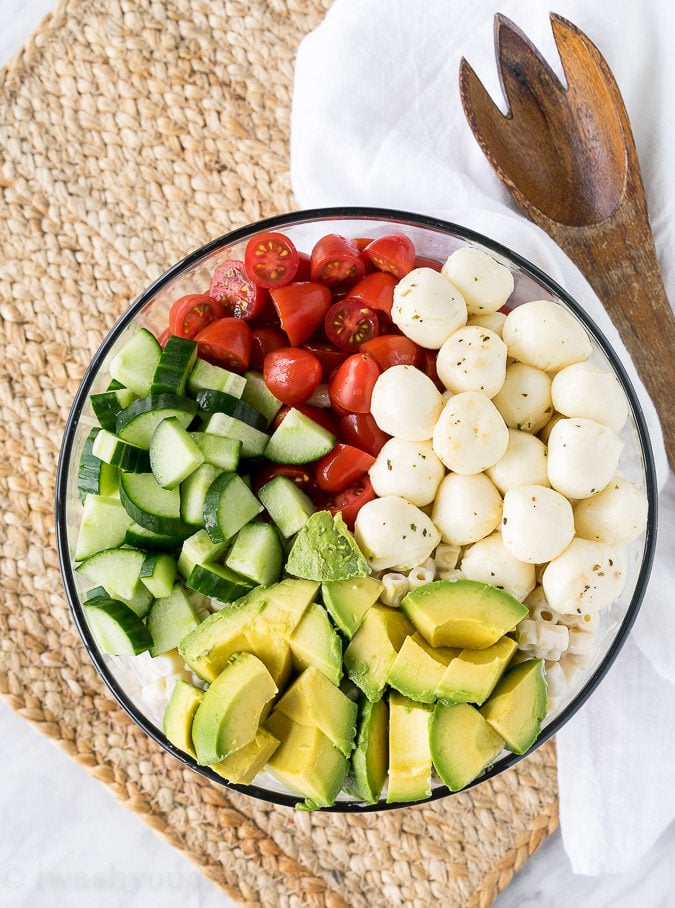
[195,389,267,431]
[151,335,198,396]
[84,596,153,655]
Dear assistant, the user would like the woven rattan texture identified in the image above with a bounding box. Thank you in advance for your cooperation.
[0,1,559,904]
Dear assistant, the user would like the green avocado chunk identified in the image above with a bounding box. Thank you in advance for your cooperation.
[430,701,505,792]
[286,511,370,581]
[209,728,280,785]
[344,696,389,805]
[321,575,383,639]
[480,658,548,754]
[289,602,343,687]
[343,605,414,702]
[162,679,205,759]
[435,636,518,706]
[387,633,459,704]
[387,692,433,803]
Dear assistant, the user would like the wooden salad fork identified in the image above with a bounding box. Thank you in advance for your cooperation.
[459,13,675,469]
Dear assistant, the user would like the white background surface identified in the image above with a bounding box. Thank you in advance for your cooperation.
[1,2,673,906]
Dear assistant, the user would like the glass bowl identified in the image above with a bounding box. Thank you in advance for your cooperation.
[56,207,658,811]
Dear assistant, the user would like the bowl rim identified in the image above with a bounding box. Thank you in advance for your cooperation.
[55,205,659,811]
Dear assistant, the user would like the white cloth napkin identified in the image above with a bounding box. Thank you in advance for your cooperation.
[290,0,675,875]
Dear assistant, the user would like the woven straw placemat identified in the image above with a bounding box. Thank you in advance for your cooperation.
[0,1,559,904]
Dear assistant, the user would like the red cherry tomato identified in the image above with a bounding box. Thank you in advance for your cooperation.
[249,327,288,371]
[324,299,379,352]
[272,403,339,437]
[168,294,226,339]
[156,327,172,348]
[324,476,377,529]
[252,463,320,498]
[263,347,323,406]
[414,255,443,272]
[294,251,312,282]
[209,260,268,320]
[315,444,376,494]
[338,412,390,457]
[194,317,251,372]
[418,347,445,391]
[353,237,374,253]
[362,233,416,278]
[244,232,300,289]
[269,282,332,347]
[301,341,350,380]
[348,271,397,316]
[328,353,381,414]
[359,335,422,371]
[310,234,367,290]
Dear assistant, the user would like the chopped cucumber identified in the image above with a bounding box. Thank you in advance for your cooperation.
[119,471,192,537]
[90,387,138,431]
[186,562,253,603]
[84,596,153,655]
[78,428,119,499]
[125,521,191,550]
[194,389,267,431]
[109,328,162,396]
[202,472,263,543]
[139,552,178,599]
[147,582,201,656]
[149,416,204,489]
[190,432,241,472]
[92,428,151,473]
[257,475,316,538]
[241,371,283,424]
[150,335,198,396]
[187,358,246,398]
[77,547,154,617]
[116,393,198,449]
[180,463,222,526]
[225,521,284,586]
[205,411,269,458]
[264,408,335,464]
[177,528,229,580]
[75,494,133,562]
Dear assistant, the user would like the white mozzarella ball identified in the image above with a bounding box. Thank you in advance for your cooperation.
[369,438,445,507]
[432,391,509,474]
[431,472,502,546]
[502,300,593,371]
[467,310,507,338]
[486,429,550,493]
[574,475,649,544]
[542,538,626,615]
[501,484,575,564]
[538,412,565,445]
[436,326,507,398]
[460,531,536,601]
[492,362,553,433]
[370,365,444,441]
[442,246,514,315]
[391,267,467,348]
[547,417,623,499]
[353,495,440,572]
[551,362,629,432]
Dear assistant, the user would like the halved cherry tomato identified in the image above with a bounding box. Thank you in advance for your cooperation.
[169,293,226,339]
[194,317,251,372]
[359,334,422,371]
[362,233,416,278]
[324,299,379,352]
[338,412,390,457]
[269,282,332,346]
[414,255,443,272]
[301,341,350,380]
[310,234,366,290]
[157,327,172,348]
[294,251,312,282]
[209,260,268,320]
[244,232,300,289]
[249,327,288,371]
[324,476,377,529]
[252,463,320,498]
[419,347,445,391]
[272,403,339,437]
[348,271,397,316]
[315,443,376,494]
[353,237,374,252]
[328,353,381,414]
[263,348,323,406]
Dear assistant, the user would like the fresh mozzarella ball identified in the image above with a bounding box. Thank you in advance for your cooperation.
[502,300,593,371]
[432,391,509,474]
[547,418,623,499]
[467,310,507,338]
[461,531,536,601]
[486,429,550,493]
[369,438,445,507]
[370,365,444,441]
[442,246,514,315]
[391,267,467,348]
[551,362,629,432]
[353,495,441,572]
[501,484,575,563]
[542,538,626,615]
[435,326,507,398]
[538,412,565,445]
[431,472,502,545]
[574,475,649,544]
[492,362,553,433]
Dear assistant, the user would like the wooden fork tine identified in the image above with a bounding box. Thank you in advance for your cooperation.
[493,14,566,117]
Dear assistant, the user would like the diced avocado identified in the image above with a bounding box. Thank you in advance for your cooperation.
[343,605,413,702]
[162,679,204,758]
[480,658,548,754]
[400,580,528,649]
[241,624,294,690]
[321,575,383,639]
[430,702,505,792]
[289,602,343,686]
[191,652,277,765]
[275,667,358,758]
[209,728,279,785]
[265,710,348,809]
[178,586,268,681]
[256,578,320,636]
[436,636,518,706]
[286,511,370,581]
[387,633,458,704]
[344,697,389,805]
[387,692,433,804]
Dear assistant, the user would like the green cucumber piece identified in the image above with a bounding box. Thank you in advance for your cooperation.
[257,475,316,538]
[177,529,229,580]
[151,335,198,396]
[124,521,190,550]
[241,371,283,424]
[225,521,284,586]
[149,416,204,489]
[139,552,178,599]
[190,432,241,471]
[194,389,267,431]
[180,463,222,526]
[186,562,253,603]
[90,387,138,431]
[204,412,269,458]
[84,596,153,655]
[109,328,162,397]
[203,472,263,543]
[86,586,109,600]
[187,358,246,398]
[116,393,198,449]
[119,471,192,537]
[147,582,201,656]
[77,547,154,617]
[74,494,133,562]
[78,428,119,499]
[92,428,151,473]
[264,408,335,464]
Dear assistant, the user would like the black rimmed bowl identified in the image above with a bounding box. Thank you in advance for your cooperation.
[56,207,658,810]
